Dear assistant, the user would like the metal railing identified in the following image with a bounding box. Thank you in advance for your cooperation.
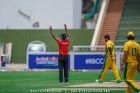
[73,46,124,52]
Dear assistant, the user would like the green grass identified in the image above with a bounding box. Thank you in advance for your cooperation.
[0,71,140,93]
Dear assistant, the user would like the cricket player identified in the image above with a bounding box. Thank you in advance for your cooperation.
[96,34,122,83]
[49,25,70,83]
[121,31,140,93]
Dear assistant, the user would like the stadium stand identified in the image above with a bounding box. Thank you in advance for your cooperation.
[115,0,140,45]
[98,0,124,45]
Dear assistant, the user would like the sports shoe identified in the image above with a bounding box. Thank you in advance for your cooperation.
[64,81,68,83]
[95,79,103,84]
[58,81,63,84]
[115,79,122,83]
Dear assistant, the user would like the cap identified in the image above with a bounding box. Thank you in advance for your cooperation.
[127,31,134,36]
[59,33,68,38]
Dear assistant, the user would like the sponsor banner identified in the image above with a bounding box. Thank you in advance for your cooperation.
[74,54,105,69]
[28,54,70,69]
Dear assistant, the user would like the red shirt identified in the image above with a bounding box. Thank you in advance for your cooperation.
[56,38,70,55]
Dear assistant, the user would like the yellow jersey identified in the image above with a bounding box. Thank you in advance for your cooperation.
[105,40,115,58]
[123,40,139,63]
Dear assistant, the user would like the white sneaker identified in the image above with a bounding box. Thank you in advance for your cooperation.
[95,79,99,82]
[95,79,103,83]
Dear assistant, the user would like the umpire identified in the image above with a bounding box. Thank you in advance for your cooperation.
[49,25,70,83]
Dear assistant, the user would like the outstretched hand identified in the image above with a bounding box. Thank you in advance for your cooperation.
[64,24,67,32]
[64,24,67,29]
[49,26,52,31]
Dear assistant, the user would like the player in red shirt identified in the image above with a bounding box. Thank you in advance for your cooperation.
[49,25,70,83]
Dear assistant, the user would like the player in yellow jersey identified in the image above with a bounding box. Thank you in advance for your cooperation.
[121,31,140,93]
[95,34,122,83]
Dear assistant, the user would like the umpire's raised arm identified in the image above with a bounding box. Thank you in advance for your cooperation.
[49,25,57,40]
[64,24,69,39]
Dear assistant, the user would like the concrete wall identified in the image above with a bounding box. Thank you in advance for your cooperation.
[0,0,82,29]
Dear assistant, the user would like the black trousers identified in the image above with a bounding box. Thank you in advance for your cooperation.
[58,55,68,82]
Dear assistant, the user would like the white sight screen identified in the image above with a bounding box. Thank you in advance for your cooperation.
[28,45,45,52]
